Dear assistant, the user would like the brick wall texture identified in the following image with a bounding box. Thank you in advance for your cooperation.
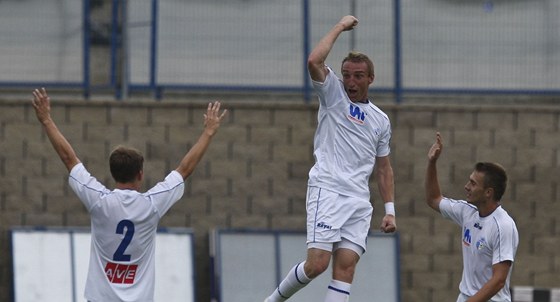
[1,97,559,301]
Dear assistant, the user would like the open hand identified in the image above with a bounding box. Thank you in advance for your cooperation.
[428,132,443,163]
[203,101,228,136]
[31,88,52,124]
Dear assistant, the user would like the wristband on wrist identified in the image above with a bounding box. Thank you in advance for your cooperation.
[384,201,395,216]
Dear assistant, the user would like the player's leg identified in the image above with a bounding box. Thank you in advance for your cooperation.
[324,195,371,302]
[332,242,361,282]
[263,261,312,302]
[324,279,352,302]
[323,241,361,302]
[304,245,333,278]
[304,186,344,279]
[264,246,331,302]
[264,187,339,302]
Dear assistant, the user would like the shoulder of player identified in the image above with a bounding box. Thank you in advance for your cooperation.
[366,102,390,121]
[491,206,517,224]
[442,197,478,211]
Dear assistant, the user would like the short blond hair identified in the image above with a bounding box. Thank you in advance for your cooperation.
[341,51,374,77]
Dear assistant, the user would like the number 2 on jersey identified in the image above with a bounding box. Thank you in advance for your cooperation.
[113,220,135,261]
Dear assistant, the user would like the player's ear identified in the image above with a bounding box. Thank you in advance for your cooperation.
[485,187,494,200]
[137,170,144,181]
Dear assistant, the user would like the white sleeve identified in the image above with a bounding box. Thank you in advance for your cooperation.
[438,197,472,226]
[311,66,344,108]
[145,170,185,217]
[491,218,518,264]
[68,163,111,211]
[376,121,392,157]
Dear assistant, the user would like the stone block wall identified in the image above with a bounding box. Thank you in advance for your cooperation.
[0,97,558,301]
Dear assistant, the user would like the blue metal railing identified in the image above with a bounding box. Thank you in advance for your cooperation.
[393,0,402,104]
[0,0,558,101]
[302,0,312,102]
[83,0,91,99]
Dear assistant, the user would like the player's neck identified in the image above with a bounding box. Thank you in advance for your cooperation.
[478,202,500,217]
[116,182,141,191]
[351,98,369,104]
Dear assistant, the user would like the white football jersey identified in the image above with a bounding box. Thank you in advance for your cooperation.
[440,197,519,302]
[308,66,391,200]
[69,163,185,302]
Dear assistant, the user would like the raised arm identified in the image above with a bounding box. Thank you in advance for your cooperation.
[175,101,227,180]
[307,15,358,83]
[425,132,444,212]
[31,88,80,172]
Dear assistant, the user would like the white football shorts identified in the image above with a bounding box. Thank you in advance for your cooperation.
[306,186,373,254]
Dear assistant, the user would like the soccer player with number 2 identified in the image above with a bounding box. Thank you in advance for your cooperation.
[31,88,227,301]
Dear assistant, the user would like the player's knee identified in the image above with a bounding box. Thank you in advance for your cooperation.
[304,259,329,278]
[332,255,359,281]
[333,265,356,282]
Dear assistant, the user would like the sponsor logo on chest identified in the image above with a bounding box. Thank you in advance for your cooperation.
[463,223,488,251]
[347,104,367,125]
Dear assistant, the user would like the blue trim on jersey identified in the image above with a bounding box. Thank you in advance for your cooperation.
[492,215,504,262]
[69,174,109,195]
[144,173,184,197]
[145,182,184,197]
[446,198,479,211]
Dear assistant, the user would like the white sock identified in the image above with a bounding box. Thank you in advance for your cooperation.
[324,279,351,302]
[265,261,312,302]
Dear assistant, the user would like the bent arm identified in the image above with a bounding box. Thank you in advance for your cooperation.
[32,88,80,172]
[175,101,227,180]
[467,261,512,302]
[307,15,358,83]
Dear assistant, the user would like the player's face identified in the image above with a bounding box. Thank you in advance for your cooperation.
[341,61,373,102]
[464,171,487,206]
